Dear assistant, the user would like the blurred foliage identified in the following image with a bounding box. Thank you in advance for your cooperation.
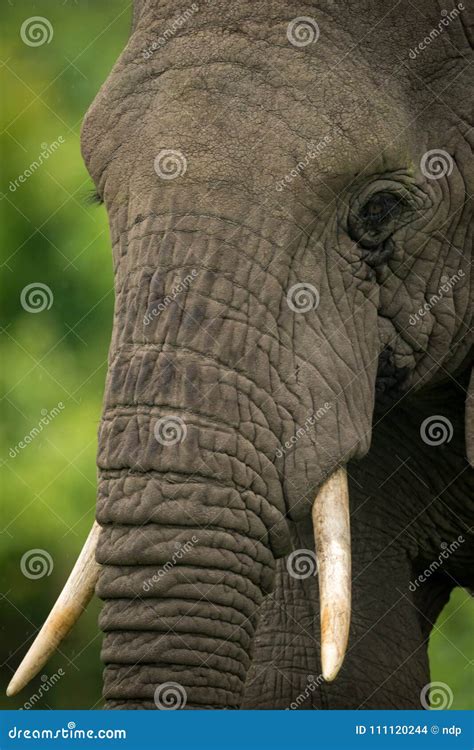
[1,0,472,712]
[1,0,131,710]
[428,589,473,710]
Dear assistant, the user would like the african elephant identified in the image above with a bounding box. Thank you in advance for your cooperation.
[8,0,473,709]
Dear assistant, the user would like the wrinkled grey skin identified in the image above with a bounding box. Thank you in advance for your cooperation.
[81,0,473,708]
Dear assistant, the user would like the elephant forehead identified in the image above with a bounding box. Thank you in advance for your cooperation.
[81,13,412,203]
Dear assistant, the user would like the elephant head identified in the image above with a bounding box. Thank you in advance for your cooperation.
[9,0,473,709]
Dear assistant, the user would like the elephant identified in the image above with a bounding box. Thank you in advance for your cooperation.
[8,0,473,710]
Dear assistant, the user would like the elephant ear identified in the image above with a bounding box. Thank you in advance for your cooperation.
[466,367,474,467]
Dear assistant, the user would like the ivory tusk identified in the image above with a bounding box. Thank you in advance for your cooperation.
[312,467,351,682]
[7,521,101,697]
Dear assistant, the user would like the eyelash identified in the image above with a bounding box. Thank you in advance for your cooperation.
[85,189,104,206]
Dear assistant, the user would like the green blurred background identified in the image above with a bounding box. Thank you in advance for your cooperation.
[1,0,472,711]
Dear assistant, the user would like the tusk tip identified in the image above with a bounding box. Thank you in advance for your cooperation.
[313,468,351,685]
[6,678,21,697]
[321,643,344,682]
[6,521,100,698]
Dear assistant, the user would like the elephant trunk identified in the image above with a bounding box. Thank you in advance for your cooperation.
[96,461,281,709]
[94,261,290,706]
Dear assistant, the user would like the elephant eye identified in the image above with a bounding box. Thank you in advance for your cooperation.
[361,192,401,228]
[349,191,408,251]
